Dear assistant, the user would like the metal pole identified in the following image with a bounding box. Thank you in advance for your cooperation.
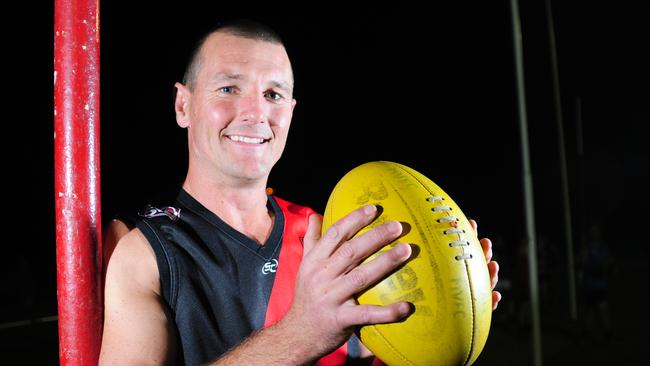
[54,0,102,364]
[545,0,578,321]
[575,96,586,264]
[510,0,543,365]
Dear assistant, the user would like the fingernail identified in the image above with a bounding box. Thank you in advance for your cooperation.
[389,220,402,233]
[363,204,377,215]
[400,302,412,316]
[395,242,411,259]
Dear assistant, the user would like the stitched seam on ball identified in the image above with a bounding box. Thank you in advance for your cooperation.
[462,260,477,366]
[372,326,415,366]
[393,163,476,365]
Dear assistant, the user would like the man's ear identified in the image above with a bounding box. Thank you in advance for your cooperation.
[174,82,191,128]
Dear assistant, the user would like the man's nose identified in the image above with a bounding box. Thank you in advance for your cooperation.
[238,92,267,124]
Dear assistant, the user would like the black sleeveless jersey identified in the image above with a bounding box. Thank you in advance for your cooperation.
[136,189,350,365]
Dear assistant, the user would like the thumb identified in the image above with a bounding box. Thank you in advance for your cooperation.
[303,213,323,256]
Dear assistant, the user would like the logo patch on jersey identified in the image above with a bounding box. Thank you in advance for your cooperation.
[139,205,181,221]
[262,259,278,275]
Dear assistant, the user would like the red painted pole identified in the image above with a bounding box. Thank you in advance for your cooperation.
[54,0,102,364]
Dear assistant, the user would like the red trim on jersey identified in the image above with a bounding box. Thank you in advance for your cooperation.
[263,197,309,327]
[265,197,347,366]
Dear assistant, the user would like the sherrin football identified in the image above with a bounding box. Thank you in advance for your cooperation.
[322,161,492,366]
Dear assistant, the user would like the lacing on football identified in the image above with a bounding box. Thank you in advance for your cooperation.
[426,195,444,202]
[443,228,465,235]
[437,216,458,223]
[444,228,471,261]
[455,253,473,260]
[431,205,452,212]
[427,196,472,261]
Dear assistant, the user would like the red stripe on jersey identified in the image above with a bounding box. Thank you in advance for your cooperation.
[265,197,348,365]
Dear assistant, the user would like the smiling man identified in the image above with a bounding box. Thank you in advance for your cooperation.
[99,19,501,365]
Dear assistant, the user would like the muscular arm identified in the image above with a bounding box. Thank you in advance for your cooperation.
[99,228,177,365]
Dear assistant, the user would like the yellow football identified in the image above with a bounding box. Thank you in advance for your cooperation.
[322,161,492,366]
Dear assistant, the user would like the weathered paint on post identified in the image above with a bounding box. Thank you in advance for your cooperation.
[54,0,102,364]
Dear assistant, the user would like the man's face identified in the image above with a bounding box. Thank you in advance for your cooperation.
[180,32,296,185]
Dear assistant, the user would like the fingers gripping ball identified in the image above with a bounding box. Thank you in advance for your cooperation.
[322,161,492,366]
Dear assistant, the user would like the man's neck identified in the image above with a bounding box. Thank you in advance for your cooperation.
[182,175,274,245]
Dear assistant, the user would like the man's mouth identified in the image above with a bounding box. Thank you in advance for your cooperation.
[226,135,270,144]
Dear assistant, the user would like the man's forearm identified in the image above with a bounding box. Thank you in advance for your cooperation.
[209,317,321,366]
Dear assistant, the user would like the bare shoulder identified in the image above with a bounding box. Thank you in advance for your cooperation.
[106,227,160,294]
[100,228,175,365]
[103,218,134,276]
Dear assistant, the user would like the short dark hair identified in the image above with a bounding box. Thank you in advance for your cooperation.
[182,19,286,90]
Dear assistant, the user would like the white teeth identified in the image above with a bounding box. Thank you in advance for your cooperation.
[228,135,265,144]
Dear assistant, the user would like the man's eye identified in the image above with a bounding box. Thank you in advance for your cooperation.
[265,91,282,101]
[219,86,235,93]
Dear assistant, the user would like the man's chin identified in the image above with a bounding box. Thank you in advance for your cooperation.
[225,165,271,185]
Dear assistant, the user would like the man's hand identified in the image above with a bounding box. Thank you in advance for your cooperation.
[469,219,502,310]
[216,211,502,365]
[281,204,412,360]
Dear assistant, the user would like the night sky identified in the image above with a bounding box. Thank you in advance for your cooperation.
[2,0,649,364]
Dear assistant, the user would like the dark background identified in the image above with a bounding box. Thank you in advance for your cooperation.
[2,0,648,364]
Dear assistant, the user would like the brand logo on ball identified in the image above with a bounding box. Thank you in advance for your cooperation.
[355,180,388,205]
[261,259,278,275]
[378,264,433,317]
